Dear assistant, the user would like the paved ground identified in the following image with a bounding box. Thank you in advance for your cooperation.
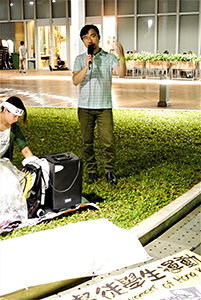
[0,69,200,110]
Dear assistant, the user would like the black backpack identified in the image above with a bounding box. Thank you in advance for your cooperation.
[21,162,46,218]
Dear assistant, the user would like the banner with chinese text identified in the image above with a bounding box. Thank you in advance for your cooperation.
[63,250,201,300]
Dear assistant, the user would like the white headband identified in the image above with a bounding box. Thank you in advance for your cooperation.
[1,101,24,116]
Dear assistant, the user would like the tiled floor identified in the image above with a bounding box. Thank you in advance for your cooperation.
[0,69,200,110]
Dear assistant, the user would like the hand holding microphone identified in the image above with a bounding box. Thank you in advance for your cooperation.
[87,44,94,70]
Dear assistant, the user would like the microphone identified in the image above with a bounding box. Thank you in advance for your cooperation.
[88,44,94,70]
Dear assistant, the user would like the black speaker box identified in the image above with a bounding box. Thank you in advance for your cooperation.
[45,152,83,212]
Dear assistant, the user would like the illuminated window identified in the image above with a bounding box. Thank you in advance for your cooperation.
[52,0,66,18]
[10,0,22,20]
[0,0,8,21]
[24,0,34,19]
[103,17,115,53]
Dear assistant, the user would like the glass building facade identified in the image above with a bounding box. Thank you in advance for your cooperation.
[0,0,200,69]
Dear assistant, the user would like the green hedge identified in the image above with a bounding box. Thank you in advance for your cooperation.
[125,52,201,62]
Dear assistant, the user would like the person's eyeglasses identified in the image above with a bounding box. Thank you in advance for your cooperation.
[83,34,98,42]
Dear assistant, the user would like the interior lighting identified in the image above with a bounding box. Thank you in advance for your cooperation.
[148,19,153,29]
[29,1,34,5]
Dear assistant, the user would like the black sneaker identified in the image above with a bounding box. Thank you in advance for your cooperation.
[49,65,53,71]
[88,173,97,184]
[106,172,117,184]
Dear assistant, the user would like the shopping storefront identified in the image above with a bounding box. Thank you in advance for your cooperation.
[0,0,201,70]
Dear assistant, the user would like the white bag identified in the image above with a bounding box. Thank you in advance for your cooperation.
[0,158,28,222]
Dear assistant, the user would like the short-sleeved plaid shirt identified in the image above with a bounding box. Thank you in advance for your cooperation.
[73,48,119,109]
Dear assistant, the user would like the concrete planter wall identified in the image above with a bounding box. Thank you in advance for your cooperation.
[126,60,146,69]
[171,61,198,70]
[125,60,200,80]
[126,60,197,70]
[146,61,170,69]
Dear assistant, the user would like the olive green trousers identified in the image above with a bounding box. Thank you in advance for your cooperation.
[78,108,116,174]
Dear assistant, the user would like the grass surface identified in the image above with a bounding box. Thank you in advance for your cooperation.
[1,108,201,240]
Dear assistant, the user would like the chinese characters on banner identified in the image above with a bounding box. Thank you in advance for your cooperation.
[63,250,201,300]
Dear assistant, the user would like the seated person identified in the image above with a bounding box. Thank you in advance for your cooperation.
[49,56,69,71]
[0,96,33,161]
[57,57,65,69]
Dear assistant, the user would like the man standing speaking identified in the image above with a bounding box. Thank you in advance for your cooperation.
[73,24,126,184]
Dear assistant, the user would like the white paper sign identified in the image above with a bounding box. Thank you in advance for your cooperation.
[0,219,151,296]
